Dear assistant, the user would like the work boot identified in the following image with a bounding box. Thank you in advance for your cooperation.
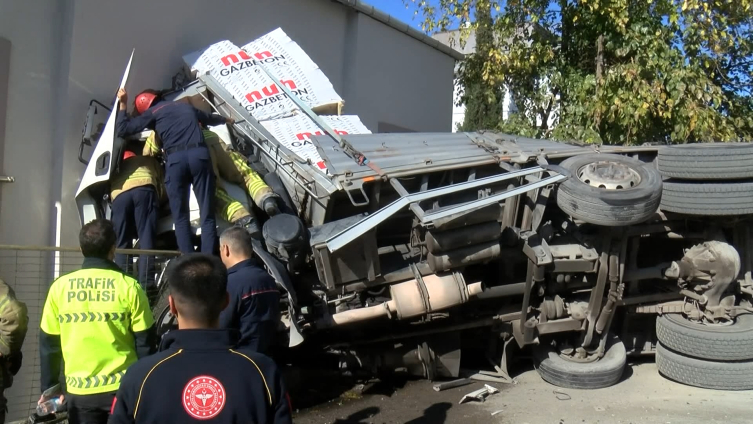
[263,197,281,217]
[234,215,262,240]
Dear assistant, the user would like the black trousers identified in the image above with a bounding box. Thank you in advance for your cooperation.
[164,147,217,254]
[112,185,159,289]
[66,391,116,424]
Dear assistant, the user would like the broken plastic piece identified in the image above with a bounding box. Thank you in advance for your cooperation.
[458,384,499,404]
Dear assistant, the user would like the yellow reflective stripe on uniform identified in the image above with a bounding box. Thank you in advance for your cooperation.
[128,169,154,180]
[144,131,161,157]
[66,371,125,390]
[229,349,272,406]
[134,349,183,419]
[215,187,248,222]
[0,297,10,312]
[58,312,128,323]
[228,151,271,200]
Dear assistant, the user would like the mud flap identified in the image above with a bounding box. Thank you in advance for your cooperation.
[251,240,303,347]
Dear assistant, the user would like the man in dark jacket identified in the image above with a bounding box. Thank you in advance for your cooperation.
[108,254,291,424]
[116,88,233,254]
[218,227,280,355]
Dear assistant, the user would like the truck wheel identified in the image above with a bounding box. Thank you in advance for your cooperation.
[534,334,627,389]
[656,314,753,361]
[656,343,753,390]
[153,284,177,339]
[657,143,753,180]
[556,154,662,226]
[660,181,753,216]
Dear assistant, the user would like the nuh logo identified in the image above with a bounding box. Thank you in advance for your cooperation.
[244,80,298,103]
[220,50,274,67]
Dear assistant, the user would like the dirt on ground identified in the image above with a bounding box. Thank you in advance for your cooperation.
[291,358,753,424]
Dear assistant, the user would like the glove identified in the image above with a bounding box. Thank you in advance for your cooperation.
[235,216,262,240]
[263,197,281,217]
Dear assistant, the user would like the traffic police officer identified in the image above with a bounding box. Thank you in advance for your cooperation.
[39,219,156,424]
[218,227,280,355]
[110,145,163,289]
[116,88,233,254]
[108,254,292,424]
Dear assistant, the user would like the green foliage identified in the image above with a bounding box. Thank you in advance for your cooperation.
[405,0,753,144]
[458,1,506,131]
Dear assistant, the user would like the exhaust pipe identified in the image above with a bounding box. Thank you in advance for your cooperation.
[320,272,483,327]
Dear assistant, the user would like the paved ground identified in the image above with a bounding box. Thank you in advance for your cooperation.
[292,359,753,424]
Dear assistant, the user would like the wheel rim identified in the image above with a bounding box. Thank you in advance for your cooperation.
[157,305,177,337]
[577,161,641,190]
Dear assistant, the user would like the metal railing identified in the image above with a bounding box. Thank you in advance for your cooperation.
[0,245,179,422]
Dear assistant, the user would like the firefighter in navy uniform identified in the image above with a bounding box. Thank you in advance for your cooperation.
[116,88,234,254]
[39,219,156,424]
[108,254,292,424]
[218,227,280,355]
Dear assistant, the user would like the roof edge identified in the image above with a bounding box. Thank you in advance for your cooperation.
[332,0,466,61]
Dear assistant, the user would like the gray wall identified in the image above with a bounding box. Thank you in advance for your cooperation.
[0,0,456,248]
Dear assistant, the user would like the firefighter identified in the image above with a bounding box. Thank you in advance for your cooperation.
[39,219,156,424]
[116,89,233,254]
[110,145,163,289]
[108,254,292,424]
[0,278,28,423]
[218,227,280,355]
[144,128,280,238]
[202,128,281,237]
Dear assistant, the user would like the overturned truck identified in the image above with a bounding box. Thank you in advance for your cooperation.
[76,49,753,393]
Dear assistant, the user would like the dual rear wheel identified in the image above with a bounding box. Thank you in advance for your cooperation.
[533,315,753,391]
[655,314,753,390]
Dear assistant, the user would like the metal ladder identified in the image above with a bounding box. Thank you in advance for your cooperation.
[196,74,339,203]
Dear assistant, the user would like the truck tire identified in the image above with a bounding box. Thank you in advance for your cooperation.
[656,314,753,361]
[556,154,662,226]
[660,181,753,216]
[657,143,753,180]
[656,343,753,390]
[534,335,627,389]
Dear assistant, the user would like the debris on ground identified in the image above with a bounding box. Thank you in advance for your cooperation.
[433,378,472,392]
[553,389,571,401]
[459,384,500,404]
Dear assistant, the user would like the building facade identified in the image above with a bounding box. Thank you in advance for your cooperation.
[0,1,459,420]
[0,0,460,249]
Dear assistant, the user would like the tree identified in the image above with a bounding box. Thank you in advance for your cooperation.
[457,2,505,131]
[405,0,753,144]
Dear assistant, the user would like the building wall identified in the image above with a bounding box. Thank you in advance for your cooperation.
[0,0,456,248]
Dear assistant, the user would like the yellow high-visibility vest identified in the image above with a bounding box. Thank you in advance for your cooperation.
[40,261,154,395]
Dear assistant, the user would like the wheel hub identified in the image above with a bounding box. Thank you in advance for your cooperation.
[577,161,641,190]
[157,306,177,336]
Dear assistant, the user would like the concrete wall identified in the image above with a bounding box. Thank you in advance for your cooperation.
[0,0,455,248]
[343,12,454,133]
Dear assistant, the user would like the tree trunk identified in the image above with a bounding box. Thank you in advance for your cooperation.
[594,34,605,136]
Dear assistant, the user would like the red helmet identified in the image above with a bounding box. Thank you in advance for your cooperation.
[134,91,157,115]
[123,150,136,161]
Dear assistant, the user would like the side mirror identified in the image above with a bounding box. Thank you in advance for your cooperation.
[79,99,111,165]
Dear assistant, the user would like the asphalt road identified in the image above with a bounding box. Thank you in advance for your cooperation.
[292,359,753,424]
